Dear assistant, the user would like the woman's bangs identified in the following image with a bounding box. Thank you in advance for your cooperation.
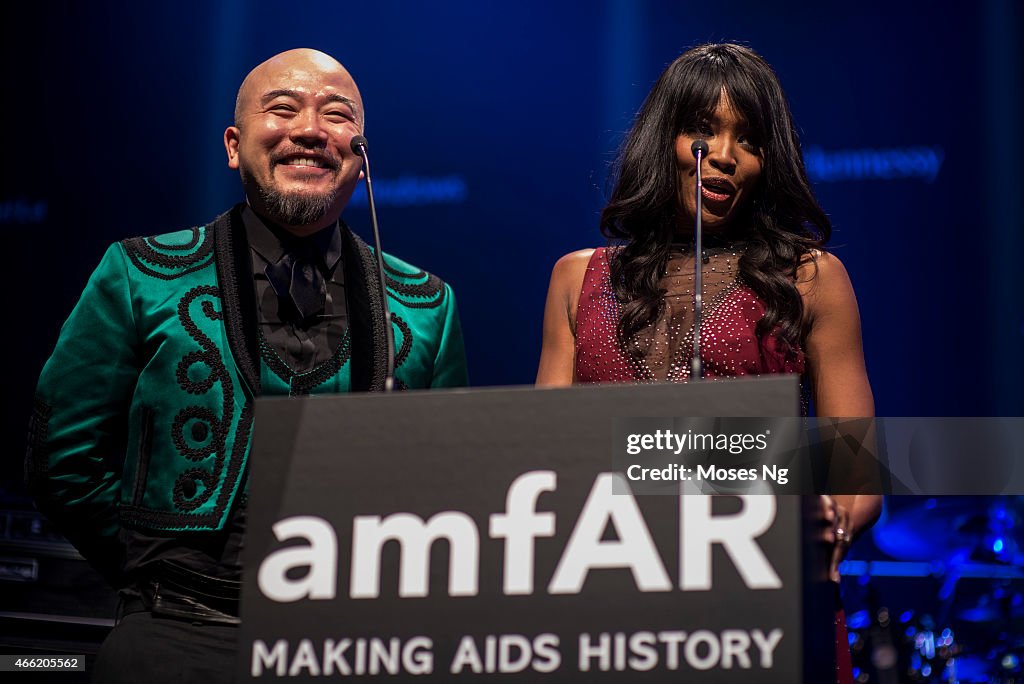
[673,61,729,131]
[718,67,768,140]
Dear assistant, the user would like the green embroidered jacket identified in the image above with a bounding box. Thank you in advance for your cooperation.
[26,206,468,582]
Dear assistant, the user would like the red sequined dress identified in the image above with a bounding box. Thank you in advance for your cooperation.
[575,246,803,383]
[573,245,854,684]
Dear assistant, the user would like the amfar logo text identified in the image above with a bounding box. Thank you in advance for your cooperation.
[257,472,781,602]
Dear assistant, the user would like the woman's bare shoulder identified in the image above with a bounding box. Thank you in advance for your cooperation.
[553,248,598,271]
[797,250,852,288]
[796,250,858,321]
[550,248,598,291]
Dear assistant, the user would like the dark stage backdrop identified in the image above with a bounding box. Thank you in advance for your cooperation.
[2,0,1022,487]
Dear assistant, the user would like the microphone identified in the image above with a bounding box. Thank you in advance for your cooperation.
[689,139,708,381]
[349,134,397,392]
[350,134,368,156]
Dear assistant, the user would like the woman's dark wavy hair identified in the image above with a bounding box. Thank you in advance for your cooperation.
[601,43,830,357]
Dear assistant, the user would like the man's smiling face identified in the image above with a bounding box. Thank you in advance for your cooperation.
[225,49,364,233]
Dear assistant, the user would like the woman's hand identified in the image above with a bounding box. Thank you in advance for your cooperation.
[819,495,852,583]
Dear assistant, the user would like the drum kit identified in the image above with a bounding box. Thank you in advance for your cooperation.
[845,496,1024,683]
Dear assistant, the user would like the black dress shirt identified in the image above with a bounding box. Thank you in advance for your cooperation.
[243,206,348,373]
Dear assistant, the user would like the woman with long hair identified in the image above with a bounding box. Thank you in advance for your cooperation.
[536,43,878,680]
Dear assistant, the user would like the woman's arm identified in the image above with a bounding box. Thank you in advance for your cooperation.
[798,252,882,574]
[798,251,874,418]
[535,250,594,387]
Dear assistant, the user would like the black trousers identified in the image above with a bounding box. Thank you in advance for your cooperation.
[92,611,238,684]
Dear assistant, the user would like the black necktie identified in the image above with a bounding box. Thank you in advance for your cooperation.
[265,244,325,322]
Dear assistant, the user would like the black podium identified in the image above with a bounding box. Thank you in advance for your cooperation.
[239,377,833,682]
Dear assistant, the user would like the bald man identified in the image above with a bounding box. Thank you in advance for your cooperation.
[27,49,468,682]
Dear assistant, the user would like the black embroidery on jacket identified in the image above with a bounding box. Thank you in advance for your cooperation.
[122,228,214,280]
[384,262,425,279]
[171,407,219,461]
[385,264,446,309]
[348,231,389,391]
[150,230,202,251]
[173,467,216,510]
[208,402,253,523]
[292,332,353,394]
[385,272,443,299]
[258,330,353,396]
[119,208,258,531]
[171,286,231,513]
[213,208,262,397]
[393,315,412,369]
[257,334,293,386]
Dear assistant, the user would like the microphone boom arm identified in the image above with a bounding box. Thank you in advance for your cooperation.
[351,135,396,392]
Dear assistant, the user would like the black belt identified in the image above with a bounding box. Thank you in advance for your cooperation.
[121,561,241,626]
